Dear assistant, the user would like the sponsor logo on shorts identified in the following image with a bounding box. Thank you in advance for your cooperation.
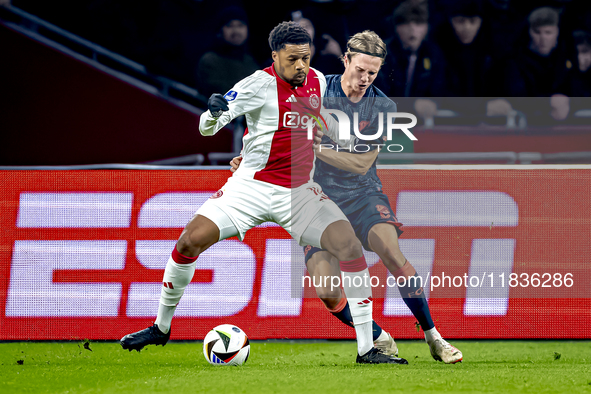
[307,186,330,202]
[211,190,223,199]
[304,245,312,255]
[376,204,391,219]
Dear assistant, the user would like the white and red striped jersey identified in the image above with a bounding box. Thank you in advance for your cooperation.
[199,64,326,188]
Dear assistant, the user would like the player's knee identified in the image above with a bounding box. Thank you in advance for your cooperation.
[176,236,199,257]
[177,228,216,257]
[333,239,363,261]
[322,221,364,261]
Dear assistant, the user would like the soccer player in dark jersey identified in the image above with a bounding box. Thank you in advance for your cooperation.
[233,30,463,364]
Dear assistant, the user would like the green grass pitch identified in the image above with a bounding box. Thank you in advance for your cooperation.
[1,340,590,393]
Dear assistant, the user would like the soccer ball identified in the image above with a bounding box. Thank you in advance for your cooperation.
[203,324,250,366]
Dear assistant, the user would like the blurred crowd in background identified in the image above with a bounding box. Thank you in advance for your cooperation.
[7,0,591,124]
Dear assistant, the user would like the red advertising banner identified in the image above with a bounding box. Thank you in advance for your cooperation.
[0,168,589,340]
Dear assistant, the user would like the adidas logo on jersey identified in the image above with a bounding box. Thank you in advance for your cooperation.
[285,94,297,103]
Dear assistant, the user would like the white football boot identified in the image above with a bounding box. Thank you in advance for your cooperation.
[429,338,463,364]
[373,331,398,357]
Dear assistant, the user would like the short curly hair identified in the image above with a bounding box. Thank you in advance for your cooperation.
[268,21,312,52]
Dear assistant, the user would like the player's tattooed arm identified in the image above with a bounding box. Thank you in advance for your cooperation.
[315,148,378,175]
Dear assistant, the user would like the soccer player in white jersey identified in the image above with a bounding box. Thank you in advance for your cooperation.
[120,21,407,365]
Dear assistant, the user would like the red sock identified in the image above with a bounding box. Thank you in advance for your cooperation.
[172,247,198,264]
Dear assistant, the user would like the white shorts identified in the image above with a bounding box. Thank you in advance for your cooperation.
[196,176,348,247]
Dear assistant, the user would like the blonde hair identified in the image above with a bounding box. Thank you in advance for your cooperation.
[343,30,387,65]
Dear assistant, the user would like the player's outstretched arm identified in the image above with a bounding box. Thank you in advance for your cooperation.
[200,71,270,137]
[315,147,378,175]
[199,94,230,136]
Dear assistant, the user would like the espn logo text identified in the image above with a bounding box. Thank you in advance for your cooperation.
[5,191,518,319]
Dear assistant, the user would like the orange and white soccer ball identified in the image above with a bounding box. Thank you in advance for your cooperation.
[203,324,250,366]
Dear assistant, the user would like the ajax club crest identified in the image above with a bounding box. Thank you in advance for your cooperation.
[309,93,320,109]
